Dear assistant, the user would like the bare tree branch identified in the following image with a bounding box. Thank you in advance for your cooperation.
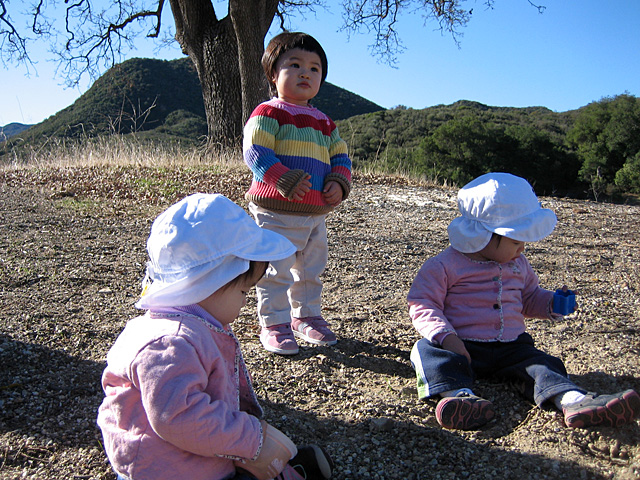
[275,0,325,32]
[0,0,30,64]
[339,0,507,65]
[52,0,168,85]
[0,0,546,142]
[528,0,546,14]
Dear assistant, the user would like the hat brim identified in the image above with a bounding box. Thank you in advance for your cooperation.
[492,208,557,242]
[448,208,557,253]
[135,256,248,309]
[137,226,296,309]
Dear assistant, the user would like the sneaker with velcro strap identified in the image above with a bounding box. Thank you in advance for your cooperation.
[435,392,495,430]
[563,389,640,428]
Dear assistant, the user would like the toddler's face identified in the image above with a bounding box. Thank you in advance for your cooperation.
[198,269,264,326]
[272,48,322,106]
[474,235,525,264]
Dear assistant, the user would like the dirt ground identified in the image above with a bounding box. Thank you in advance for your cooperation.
[1,166,639,480]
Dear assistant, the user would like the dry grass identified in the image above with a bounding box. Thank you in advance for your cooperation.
[1,134,445,193]
[1,135,244,172]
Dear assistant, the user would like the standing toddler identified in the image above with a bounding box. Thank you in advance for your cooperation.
[243,32,352,355]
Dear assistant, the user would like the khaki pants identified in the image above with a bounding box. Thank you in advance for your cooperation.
[249,203,328,327]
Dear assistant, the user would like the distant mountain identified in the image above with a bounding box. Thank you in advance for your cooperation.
[13,57,384,144]
[1,123,33,139]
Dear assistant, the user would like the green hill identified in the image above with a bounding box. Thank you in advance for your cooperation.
[337,100,578,161]
[335,101,584,195]
[0,123,33,139]
[6,56,637,200]
[14,57,384,144]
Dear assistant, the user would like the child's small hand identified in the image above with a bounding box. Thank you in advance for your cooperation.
[322,181,343,206]
[441,334,471,365]
[235,421,297,480]
[291,175,312,201]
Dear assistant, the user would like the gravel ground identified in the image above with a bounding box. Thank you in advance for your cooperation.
[1,166,639,480]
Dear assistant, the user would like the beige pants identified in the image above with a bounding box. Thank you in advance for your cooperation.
[249,203,328,327]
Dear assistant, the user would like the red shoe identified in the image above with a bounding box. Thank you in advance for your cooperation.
[435,392,495,430]
[260,323,299,355]
[563,389,640,428]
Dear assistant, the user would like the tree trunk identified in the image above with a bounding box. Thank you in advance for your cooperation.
[170,0,244,146]
[198,20,243,146]
[229,0,278,125]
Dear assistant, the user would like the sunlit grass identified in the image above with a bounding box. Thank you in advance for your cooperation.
[1,133,444,191]
[0,134,244,172]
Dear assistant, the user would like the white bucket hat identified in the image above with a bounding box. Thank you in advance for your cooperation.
[135,193,296,309]
[447,172,557,253]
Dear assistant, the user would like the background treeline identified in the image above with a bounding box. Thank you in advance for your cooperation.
[336,95,640,199]
[3,57,639,200]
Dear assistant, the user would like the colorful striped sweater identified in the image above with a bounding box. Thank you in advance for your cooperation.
[243,98,352,215]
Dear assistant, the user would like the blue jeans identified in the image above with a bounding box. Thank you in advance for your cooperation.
[410,332,586,406]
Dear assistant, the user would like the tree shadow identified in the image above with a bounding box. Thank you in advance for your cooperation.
[2,332,636,480]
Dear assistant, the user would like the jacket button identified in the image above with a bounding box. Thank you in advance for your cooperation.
[493,304,500,309]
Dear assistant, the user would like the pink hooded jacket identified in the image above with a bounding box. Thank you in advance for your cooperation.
[408,247,554,343]
[97,308,264,480]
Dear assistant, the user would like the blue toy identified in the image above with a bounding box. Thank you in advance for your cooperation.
[553,288,576,315]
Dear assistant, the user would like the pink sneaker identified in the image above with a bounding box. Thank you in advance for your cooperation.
[291,316,337,346]
[260,323,299,355]
[435,393,495,430]
[563,389,640,428]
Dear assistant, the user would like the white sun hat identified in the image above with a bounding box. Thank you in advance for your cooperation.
[135,193,296,309]
[447,172,557,253]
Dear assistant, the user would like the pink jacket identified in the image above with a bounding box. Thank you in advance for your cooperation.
[408,247,554,343]
[97,307,264,480]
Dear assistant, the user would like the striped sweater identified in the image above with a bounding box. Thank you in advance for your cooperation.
[243,98,352,215]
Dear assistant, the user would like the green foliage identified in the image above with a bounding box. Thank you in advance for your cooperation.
[4,54,639,199]
[338,101,581,195]
[313,82,384,120]
[19,58,206,141]
[615,151,640,193]
[156,110,208,139]
[567,94,640,197]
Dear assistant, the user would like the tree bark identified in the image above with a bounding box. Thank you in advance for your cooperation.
[230,0,278,125]
[169,0,244,146]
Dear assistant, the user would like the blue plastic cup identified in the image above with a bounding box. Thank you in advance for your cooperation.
[553,288,576,315]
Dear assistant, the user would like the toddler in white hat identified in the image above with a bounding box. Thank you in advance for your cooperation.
[97,193,333,480]
[408,173,639,430]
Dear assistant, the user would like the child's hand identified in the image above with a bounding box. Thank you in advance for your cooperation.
[291,175,312,201]
[322,181,343,206]
[442,334,471,365]
[234,421,297,480]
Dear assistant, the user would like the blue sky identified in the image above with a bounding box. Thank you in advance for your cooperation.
[2,1,640,126]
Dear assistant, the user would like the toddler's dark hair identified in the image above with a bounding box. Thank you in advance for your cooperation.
[262,31,328,97]
[223,261,268,291]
